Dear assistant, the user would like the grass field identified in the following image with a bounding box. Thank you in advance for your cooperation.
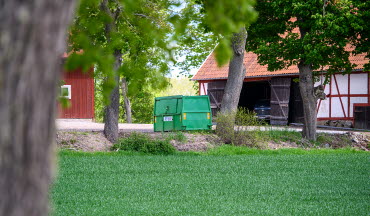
[51,149,369,215]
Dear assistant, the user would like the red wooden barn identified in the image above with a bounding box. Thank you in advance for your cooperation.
[192,48,370,129]
[58,66,95,119]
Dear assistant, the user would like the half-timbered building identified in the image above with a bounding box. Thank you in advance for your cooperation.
[192,51,369,129]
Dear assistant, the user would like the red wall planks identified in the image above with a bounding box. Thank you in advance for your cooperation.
[58,67,94,119]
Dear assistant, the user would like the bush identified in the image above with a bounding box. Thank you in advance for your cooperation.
[112,132,176,154]
[216,108,267,148]
[215,111,235,144]
[235,108,266,126]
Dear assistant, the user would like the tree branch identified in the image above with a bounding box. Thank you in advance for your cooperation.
[134,13,150,19]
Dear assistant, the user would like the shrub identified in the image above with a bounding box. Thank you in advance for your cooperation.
[215,108,267,148]
[215,111,235,144]
[112,132,176,154]
[235,108,266,126]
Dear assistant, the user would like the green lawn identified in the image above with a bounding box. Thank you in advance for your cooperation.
[51,149,369,215]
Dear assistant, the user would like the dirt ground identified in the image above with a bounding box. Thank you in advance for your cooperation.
[56,131,370,152]
[56,131,224,152]
[56,131,112,151]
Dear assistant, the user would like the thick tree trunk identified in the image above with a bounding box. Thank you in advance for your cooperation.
[121,77,132,123]
[220,28,247,114]
[298,62,317,141]
[0,1,76,216]
[104,50,121,143]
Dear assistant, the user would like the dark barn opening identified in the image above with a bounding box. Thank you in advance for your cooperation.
[289,81,304,124]
[238,81,270,111]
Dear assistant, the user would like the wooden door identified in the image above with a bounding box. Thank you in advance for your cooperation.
[270,78,291,125]
[207,81,226,116]
[289,81,304,123]
[354,105,370,129]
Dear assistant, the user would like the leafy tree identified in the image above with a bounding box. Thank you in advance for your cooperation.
[173,2,219,74]
[350,0,369,70]
[246,0,365,140]
[67,0,172,142]
[156,76,198,96]
[68,0,258,142]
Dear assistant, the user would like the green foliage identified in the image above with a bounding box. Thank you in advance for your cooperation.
[265,129,303,143]
[67,0,258,106]
[66,0,259,125]
[112,132,176,154]
[215,111,235,144]
[205,144,366,156]
[348,0,370,70]
[67,0,174,106]
[175,0,257,71]
[235,108,266,126]
[194,0,258,65]
[130,91,154,123]
[215,108,266,148]
[94,77,155,123]
[173,2,219,74]
[156,76,197,97]
[246,0,367,74]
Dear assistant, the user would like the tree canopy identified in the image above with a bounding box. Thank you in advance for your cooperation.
[66,0,173,100]
[246,0,369,140]
[246,0,367,76]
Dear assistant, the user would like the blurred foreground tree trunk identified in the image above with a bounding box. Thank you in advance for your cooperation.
[0,1,76,216]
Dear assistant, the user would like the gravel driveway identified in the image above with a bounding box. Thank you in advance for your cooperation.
[56,119,153,132]
[56,119,354,134]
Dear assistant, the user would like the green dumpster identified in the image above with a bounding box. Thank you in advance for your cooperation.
[153,95,212,132]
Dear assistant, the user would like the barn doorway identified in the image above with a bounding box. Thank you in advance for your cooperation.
[238,81,271,111]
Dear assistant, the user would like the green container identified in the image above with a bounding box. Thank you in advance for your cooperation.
[153,95,212,132]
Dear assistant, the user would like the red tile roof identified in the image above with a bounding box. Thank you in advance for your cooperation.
[192,49,369,81]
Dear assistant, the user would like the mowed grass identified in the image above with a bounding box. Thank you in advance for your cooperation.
[51,150,370,215]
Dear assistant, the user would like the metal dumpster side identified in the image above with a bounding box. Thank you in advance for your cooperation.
[153,95,212,132]
[154,95,183,132]
[181,96,212,130]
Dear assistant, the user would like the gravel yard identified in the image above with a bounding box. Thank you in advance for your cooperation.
[56,119,153,132]
[57,119,355,134]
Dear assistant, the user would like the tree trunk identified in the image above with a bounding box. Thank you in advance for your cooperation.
[298,61,317,141]
[121,77,132,123]
[0,1,76,216]
[104,50,121,143]
[101,0,121,143]
[220,28,247,114]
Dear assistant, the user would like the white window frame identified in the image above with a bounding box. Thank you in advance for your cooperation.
[61,85,72,99]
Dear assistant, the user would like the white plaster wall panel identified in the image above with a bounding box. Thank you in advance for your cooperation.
[349,97,368,117]
[331,97,348,117]
[324,83,330,94]
[350,73,368,94]
[200,83,204,95]
[331,74,348,95]
[200,83,208,95]
[317,98,329,118]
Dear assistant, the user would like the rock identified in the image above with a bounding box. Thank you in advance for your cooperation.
[343,121,353,128]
